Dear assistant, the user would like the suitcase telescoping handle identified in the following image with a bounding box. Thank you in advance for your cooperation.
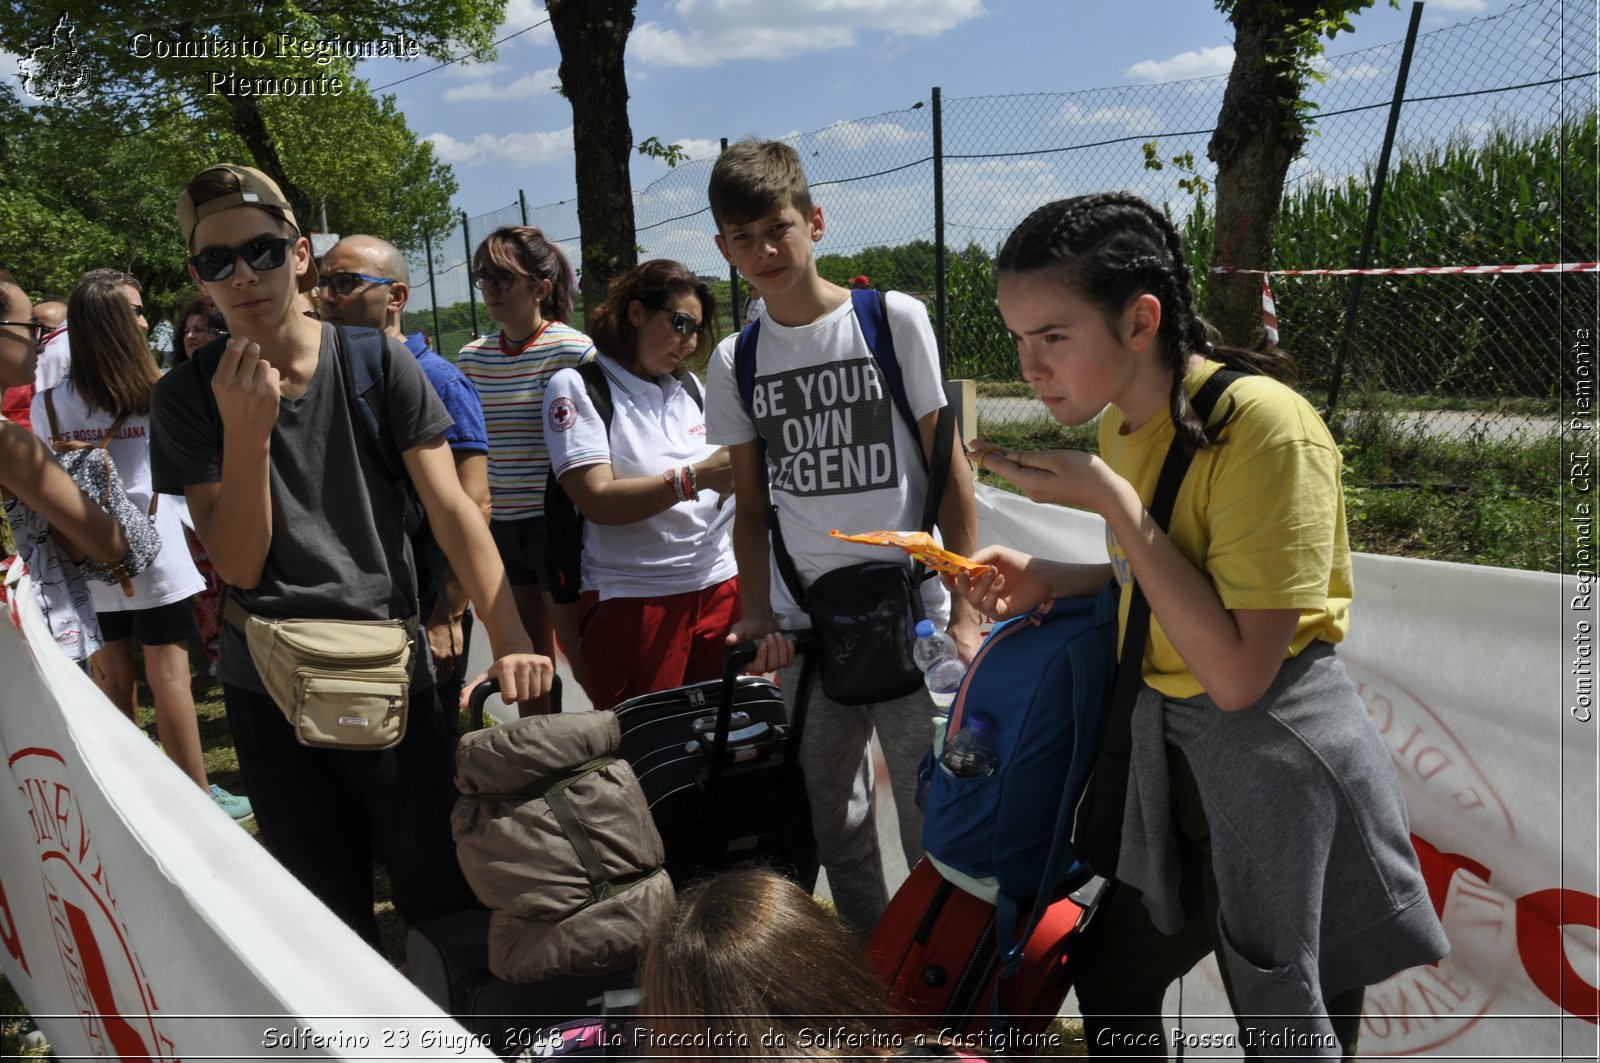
[466,674,565,729]
[710,635,816,792]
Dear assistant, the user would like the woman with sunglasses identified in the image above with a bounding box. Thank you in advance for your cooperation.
[0,269,131,657]
[457,225,595,711]
[28,272,256,818]
[541,260,737,709]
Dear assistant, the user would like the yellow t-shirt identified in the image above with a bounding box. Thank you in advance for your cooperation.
[1099,360,1353,698]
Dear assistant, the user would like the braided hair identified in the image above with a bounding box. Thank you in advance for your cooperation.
[996,192,1294,453]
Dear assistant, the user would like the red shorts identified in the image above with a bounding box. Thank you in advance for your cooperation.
[577,577,741,710]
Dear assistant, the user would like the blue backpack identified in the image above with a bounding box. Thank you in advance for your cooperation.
[919,581,1119,976]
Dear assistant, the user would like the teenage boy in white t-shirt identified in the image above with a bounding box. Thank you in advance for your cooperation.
[703,139,979,940]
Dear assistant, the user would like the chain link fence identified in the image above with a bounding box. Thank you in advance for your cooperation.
[401,0,1595,452]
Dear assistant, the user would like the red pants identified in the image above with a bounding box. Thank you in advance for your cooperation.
[577,577,740,710]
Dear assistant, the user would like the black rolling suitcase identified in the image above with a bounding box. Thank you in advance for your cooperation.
[613,639,818,890]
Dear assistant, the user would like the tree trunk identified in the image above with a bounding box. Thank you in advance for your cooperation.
[548,0,638,327]
[226,95,314,229]
[1207,3,1318,348]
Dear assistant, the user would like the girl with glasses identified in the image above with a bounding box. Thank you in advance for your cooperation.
[29,272,253,820]
[457,225,596,711]
[542,260,738,709]
[0,268,132,659]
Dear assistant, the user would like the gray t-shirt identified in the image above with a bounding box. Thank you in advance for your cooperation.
[150,323,452,692]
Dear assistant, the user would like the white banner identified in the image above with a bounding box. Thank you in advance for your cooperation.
[0,564,499,1060]
[978,485,1600,1059]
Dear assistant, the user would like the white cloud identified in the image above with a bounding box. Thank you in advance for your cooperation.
[1125,45,1233,82]
[632,0,987,68]
[671,137,724,163]
[495,0,558,48]
[442,66,560,102]
[1053,102,1164,131]
[425,128,573,166]
[1426,0,1487,11]
[1329,62,1386,82]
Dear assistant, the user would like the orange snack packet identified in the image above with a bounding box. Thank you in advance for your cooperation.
[828,529,992,577]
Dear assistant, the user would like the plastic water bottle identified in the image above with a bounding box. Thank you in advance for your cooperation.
[912,619,960,673]
[941,710,997,777]
[923,656,967,710]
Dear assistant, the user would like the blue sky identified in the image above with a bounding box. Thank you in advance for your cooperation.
[355,0,1514,216]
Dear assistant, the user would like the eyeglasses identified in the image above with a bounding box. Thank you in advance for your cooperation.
[662,309,704,339]
[470,268,522,292]
[316,271,397,296]
[0,320,45,344]
[188,236,293,282]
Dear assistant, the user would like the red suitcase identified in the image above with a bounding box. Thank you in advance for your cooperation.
[866,860,1087,1049]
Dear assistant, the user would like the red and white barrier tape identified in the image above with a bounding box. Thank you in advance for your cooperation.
[1213,262,1600,276]
[1210,262,1600,344]
[1260,276,1279,346]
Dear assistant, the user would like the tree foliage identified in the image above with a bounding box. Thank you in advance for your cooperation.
[0,1,486,321]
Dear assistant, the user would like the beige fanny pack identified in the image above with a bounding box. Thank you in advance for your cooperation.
[224,597,415,750]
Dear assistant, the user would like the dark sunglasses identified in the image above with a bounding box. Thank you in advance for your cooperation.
[316,271,397,296]
[188,236,293,282]
[662,309,704,339]
[0,319,45,344]
[469,268,523,292]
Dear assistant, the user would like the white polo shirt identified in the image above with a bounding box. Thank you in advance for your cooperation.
[544,353,735,601]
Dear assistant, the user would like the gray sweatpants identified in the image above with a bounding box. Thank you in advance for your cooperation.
[777,661,933,942]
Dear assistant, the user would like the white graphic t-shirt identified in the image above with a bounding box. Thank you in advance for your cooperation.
[704,291,950,629]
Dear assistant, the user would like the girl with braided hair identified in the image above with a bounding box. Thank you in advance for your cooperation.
[953,193,1446,1060]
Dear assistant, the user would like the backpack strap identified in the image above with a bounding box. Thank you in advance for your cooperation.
[544,360,615,604]
[43,390,155,515]
[334,325,423,534]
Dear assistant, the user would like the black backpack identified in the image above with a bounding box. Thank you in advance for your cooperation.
[543,360,703,604]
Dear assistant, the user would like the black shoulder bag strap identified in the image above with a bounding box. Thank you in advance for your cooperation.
[1072,367,1243,877]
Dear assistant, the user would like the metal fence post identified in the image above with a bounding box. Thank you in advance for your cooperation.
[721,136,742,325]
[933,86,947,376]
[463,211,480,339]
[1326,0,1425,418]
[519,190,529,228]
[423,227,441,351]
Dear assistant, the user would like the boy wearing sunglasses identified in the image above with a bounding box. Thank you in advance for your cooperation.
[149,164,552,948]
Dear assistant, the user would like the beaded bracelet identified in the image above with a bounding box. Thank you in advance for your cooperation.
[684,462,700,501]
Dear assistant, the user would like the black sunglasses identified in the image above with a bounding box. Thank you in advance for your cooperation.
[189,236,293,282]
[316,271,397,296]
[0,319,45,344]
[662,309,705,339]
[470,268,523,292]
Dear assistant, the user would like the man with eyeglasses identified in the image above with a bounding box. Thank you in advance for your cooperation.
[149,163,553,950]
[318,234,490,718]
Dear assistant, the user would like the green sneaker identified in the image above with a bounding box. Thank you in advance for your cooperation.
[211,784,254,823]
